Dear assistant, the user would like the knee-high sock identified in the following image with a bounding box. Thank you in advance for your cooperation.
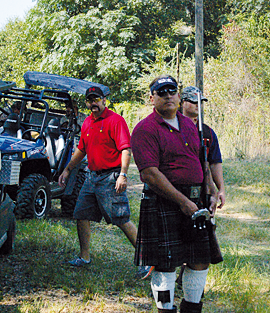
[182,267,209,303]
[151,271,176,309]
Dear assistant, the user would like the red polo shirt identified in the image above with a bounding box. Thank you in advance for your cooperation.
[78,107,131,171]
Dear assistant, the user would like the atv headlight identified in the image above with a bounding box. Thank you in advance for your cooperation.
[2,153,20,160]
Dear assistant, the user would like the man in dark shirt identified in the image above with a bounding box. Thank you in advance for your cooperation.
[181,86,225,209]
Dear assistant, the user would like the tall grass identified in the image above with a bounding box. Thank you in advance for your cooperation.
[128,18,270,161]
[203,160,270,313]
[0,160,269,312]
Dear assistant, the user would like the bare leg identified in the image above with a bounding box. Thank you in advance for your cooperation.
[118,221,151,279]
[77,219,91,261]
[118,221,137,248]
[187,263,209,270]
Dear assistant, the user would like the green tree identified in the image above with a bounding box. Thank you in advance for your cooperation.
[1,0,232,100]
[0,19,45,85]
[228,0,269,15]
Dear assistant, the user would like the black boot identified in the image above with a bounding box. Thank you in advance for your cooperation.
[158,305,177,312]
[179,299,203,313]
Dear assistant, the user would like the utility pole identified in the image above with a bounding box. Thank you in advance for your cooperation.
[176,43,180,86]
[195,0,204,117]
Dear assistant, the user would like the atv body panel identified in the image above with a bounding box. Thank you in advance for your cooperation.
[0,185,16,255]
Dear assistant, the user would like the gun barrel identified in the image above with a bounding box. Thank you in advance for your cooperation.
[197,91,203,134]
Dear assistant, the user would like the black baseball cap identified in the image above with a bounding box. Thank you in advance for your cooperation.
[150,76,178,94]
[85,86,104,99]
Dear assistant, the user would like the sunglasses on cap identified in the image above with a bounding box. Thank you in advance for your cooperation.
[186,99,198,104]
[86,96,103,103]
[154,88,178,98]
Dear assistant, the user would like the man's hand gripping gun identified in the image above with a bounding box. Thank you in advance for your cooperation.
[191,208,210,229]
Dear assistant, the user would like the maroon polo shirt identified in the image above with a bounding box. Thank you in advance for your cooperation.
[78,107,131,171]
[131,109,203,185]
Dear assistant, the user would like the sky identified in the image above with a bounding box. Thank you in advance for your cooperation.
[0,0,37,30]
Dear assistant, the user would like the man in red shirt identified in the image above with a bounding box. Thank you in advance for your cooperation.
[59,86,139,268]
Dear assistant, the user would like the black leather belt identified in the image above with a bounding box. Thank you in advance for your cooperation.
[141,183,202,201]
[94,167,121,176]
[174,184,201,200]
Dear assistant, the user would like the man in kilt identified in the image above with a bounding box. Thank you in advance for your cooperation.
[131,75,221,312]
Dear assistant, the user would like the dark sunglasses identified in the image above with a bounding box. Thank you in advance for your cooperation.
[86,96,103,103]
[155,88,178,97]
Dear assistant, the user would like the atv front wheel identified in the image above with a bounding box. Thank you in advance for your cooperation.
[16,174,51,219]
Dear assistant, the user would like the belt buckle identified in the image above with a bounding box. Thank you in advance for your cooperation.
[190,186,201,199]
[141,192,145,200]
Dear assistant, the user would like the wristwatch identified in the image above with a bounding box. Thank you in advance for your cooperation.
[120,173,127,178]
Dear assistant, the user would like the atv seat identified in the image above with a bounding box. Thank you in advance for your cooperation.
[45,118,65,169]
[1,113,22,138]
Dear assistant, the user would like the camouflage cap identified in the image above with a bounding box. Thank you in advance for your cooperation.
[181,86,208,102]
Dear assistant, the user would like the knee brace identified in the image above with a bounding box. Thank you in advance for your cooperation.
[151,271,176,310]
[182,266,209,304]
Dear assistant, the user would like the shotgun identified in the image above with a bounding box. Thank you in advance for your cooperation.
[197,91,223,264]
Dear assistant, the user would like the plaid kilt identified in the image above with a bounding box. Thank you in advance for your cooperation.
[134,184,211,269]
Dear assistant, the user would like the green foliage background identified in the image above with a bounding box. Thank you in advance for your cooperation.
[0,0,269,159]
